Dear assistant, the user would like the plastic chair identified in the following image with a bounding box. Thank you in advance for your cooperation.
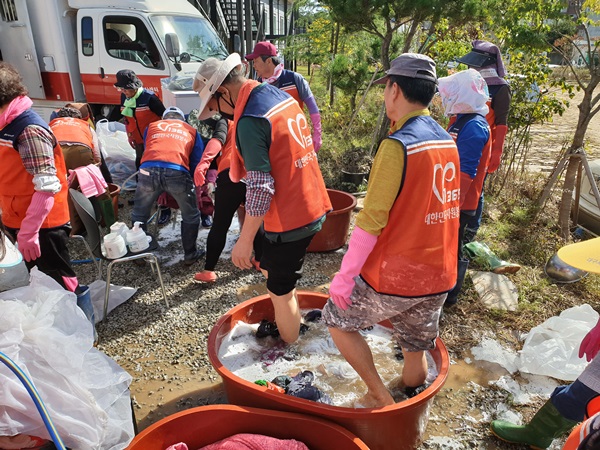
[70,234,103,280]
[69,188,168,322]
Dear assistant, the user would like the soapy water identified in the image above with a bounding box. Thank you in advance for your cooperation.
[218,309,439,408]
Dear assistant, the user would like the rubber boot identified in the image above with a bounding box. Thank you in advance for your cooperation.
[76,285,98,343]
[490,400,578,449]
[181,220,203,265]
[97,192,116,230]
[445,259,469,307]
[464,241,521,274]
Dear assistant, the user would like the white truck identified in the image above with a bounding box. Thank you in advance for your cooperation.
[0,0,228,121]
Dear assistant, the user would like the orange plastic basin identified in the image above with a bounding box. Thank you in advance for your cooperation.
[208,291,450,450]
[307,189,357,252]
[127,404,369,450]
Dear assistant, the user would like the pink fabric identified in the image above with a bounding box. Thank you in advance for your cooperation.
[310,112,322,152]
[264,63,285,85]
[199,433,309,450]
[0,95,33,129]
[165,444,188,450]
[196,185,214,216]
[157,192,179,209]
[62,276,79,293]
[67,164,108,197]
[580,318,600,362]
[17,191,54,262]
[206,169,218,184]
[194,138,223,187]
[329,226,378,310]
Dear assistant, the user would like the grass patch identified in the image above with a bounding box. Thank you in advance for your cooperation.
[442,174,600,355]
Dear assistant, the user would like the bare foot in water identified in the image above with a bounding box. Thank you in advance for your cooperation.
[354,391,395,409]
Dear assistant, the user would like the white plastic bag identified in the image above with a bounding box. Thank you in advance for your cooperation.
[0,269,134,449]
[517,304,598,381]
[96,119,137,190]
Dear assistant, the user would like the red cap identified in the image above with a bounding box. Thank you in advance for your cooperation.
[246,41,277,60]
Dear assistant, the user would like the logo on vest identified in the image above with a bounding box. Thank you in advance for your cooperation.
[157,122,184,132]
[288,113,313,150]
[432,162,458,204]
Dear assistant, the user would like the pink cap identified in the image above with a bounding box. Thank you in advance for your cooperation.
[246,41,277,60]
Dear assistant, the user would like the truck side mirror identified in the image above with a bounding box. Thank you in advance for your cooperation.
[165,33,181,71]
[165,33,180,57]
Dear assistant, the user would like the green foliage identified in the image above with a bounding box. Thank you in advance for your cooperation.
[488,49,573,194]
[322,48,371,110]
[286,12,334,67]
[321,0,490,67]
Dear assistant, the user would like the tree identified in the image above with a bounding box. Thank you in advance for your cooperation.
[320,0,489,150]
[319,0,487,69]
[494,0,600,239]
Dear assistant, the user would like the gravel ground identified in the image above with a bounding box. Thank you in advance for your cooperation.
[68,189,567,449]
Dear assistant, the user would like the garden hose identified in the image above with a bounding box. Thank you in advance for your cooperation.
[0,351,67,450]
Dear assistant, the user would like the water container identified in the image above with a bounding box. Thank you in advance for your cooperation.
[126,221,149,253]
[103,232,127,259]
[109,221,129,240]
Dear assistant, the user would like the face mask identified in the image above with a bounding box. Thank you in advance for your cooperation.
[214,91,235,120]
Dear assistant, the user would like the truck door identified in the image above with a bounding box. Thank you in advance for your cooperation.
[77,10,171,106]
[0,0,45,98]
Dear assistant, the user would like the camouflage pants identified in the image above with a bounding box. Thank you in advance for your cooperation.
[322,276,446,352]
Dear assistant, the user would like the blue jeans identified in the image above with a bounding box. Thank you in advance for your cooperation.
[551,380,598,422]
[132,167,200,260]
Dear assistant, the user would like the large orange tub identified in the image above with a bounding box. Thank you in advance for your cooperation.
[127,404,369,450]
[307,189,357,252]
[208,292,450,450]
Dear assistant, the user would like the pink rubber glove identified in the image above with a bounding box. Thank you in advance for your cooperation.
[310,112,322,153]
[329,226,377,310]
[194,138,223,188]
[17,191,55,262]
[579,317,600,362]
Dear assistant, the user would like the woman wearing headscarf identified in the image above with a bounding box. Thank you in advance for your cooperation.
[438,69,491,306]
[456,40,511,243]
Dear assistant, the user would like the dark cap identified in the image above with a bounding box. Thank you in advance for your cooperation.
[374,53,437,85]
[456,48,497,68]
[114,69,143,89]
[245,41,277,60]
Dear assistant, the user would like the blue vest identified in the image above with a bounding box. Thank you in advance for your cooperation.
[0,109,50,150]
[242,83,291,118]
[387,115,455,193]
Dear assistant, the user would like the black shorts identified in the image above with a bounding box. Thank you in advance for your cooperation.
[260,233,315,296]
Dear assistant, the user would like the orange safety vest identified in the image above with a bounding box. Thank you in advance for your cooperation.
[231,81,331,233]
[216,125,235,174]
[122,89,162,146]
[270,70,305,111]
[563,396,600,450]
[142,120,198,170]
[0,110,69,229]
[49,117,94,148]
[361,115,460,297]
[447,114,492,211]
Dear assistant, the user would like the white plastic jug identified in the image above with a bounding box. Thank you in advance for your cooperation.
[103,232,127,259]
[109,221,129,240]
[126,221,149,253]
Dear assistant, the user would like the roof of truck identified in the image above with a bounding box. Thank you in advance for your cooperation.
[67,0,200,15]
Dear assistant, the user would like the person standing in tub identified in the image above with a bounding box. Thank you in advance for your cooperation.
[322,53,460,408]
[193,53,331,344]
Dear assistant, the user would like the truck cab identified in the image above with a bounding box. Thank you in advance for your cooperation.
[0,0,228,120]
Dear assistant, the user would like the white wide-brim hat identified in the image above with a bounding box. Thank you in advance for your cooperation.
[193,53,242,120]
